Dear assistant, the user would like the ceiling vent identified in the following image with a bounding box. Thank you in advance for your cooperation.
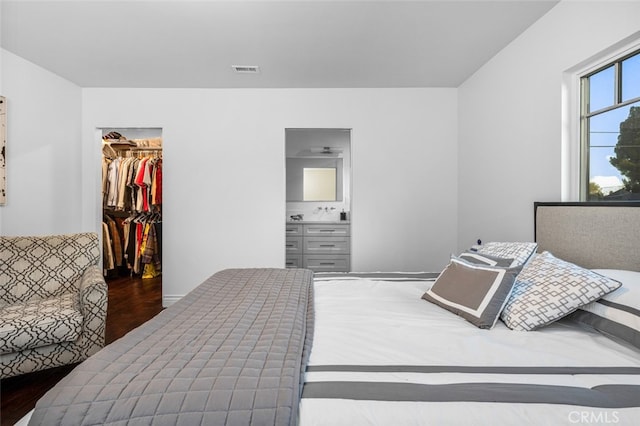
[232,65,260,73]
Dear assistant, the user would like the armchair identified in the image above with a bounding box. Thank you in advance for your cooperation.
[0,233,107,378]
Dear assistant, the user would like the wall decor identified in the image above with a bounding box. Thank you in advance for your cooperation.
[0,96,5,205]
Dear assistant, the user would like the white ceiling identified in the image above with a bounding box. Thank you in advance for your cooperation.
[1,0,559,88]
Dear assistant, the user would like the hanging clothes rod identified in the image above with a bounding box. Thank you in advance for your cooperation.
[125,147,163,151]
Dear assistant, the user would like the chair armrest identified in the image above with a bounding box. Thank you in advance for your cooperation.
[78,265,108,346]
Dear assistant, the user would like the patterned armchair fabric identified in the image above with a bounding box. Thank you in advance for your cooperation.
[0,233,108,378]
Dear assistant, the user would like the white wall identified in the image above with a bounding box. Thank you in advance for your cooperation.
[0,49,82,235]
[83,88,458,303]
[0,48,4,234]
[457,1,640,250]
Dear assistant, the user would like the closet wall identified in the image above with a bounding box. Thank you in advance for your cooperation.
[101,128,163,280]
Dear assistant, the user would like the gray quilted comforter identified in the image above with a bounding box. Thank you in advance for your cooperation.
[29,268,314,426]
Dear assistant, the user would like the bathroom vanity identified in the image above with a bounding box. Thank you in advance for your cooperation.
[285,221,350,272]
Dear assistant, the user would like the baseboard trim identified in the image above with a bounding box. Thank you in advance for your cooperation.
[162,294,183,307]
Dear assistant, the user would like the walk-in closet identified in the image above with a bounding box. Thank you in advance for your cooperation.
[101,128,163,295]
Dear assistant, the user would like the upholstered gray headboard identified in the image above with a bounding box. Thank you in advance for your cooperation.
[534,202,640,272]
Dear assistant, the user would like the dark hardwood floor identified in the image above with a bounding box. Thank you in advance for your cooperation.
[0,275,163,426]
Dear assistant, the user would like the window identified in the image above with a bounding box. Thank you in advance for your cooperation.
[581,49,640,201]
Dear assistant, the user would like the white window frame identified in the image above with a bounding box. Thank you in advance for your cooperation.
[562,33,640,201]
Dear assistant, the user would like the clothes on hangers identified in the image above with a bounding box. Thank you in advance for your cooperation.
[121,212,162,277]
[102,143,163,278]
[141,221,161,279]
[102,221,115,273]
[102,215,125,273]
[103,153,162,213]
[102,211,163,278]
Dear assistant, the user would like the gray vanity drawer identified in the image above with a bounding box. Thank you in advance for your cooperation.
[285,236,303,254]
[285,255,302,269]
[304,236,349,254]
[304,255,350,272]
[285,222,351,272]
[303,224,350,236]
[286,224,303,235]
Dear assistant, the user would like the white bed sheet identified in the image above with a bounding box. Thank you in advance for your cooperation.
[299,277,640,426]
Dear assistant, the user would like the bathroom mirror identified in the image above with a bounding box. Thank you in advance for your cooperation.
[286,157,343,202]
[285,129,350,203]
[303,168,337,201]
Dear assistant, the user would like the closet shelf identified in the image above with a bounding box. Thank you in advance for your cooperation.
[107,144,162,151]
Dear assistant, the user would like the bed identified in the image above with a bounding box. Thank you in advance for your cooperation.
[23,202,640,425]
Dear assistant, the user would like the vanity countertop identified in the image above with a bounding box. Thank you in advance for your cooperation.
[287,221,350,225]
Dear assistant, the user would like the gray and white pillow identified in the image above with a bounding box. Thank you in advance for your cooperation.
[422,257,519,329]
[458,251,514,268]
[501,251,622,331]
[473,241,538,267]
[568,269,640,350]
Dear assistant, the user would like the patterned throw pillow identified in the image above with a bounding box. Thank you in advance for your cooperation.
[474,242,538,267]
[458,251,514,268]
[423,256,520,329]
[501,251,622,331]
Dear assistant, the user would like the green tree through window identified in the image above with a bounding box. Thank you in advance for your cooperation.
[610,106,640,194]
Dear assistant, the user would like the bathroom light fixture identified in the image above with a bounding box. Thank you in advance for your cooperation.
[294,146,343,158]
[232,65,260,73]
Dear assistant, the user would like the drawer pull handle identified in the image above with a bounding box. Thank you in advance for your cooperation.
[319,262,335,266]
[318,229,335,232]
[286,244,294,248]
[319,244,335,247]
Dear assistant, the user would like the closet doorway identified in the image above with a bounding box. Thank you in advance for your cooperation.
[100,128,163,314]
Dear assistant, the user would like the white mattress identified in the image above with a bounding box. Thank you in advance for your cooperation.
[299,274,640,425]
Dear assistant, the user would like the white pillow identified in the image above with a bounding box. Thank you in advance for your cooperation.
[569,269,640,350]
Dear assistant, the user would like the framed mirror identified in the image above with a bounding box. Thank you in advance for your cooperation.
[285,128,350,203]
[286,157,343,202]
